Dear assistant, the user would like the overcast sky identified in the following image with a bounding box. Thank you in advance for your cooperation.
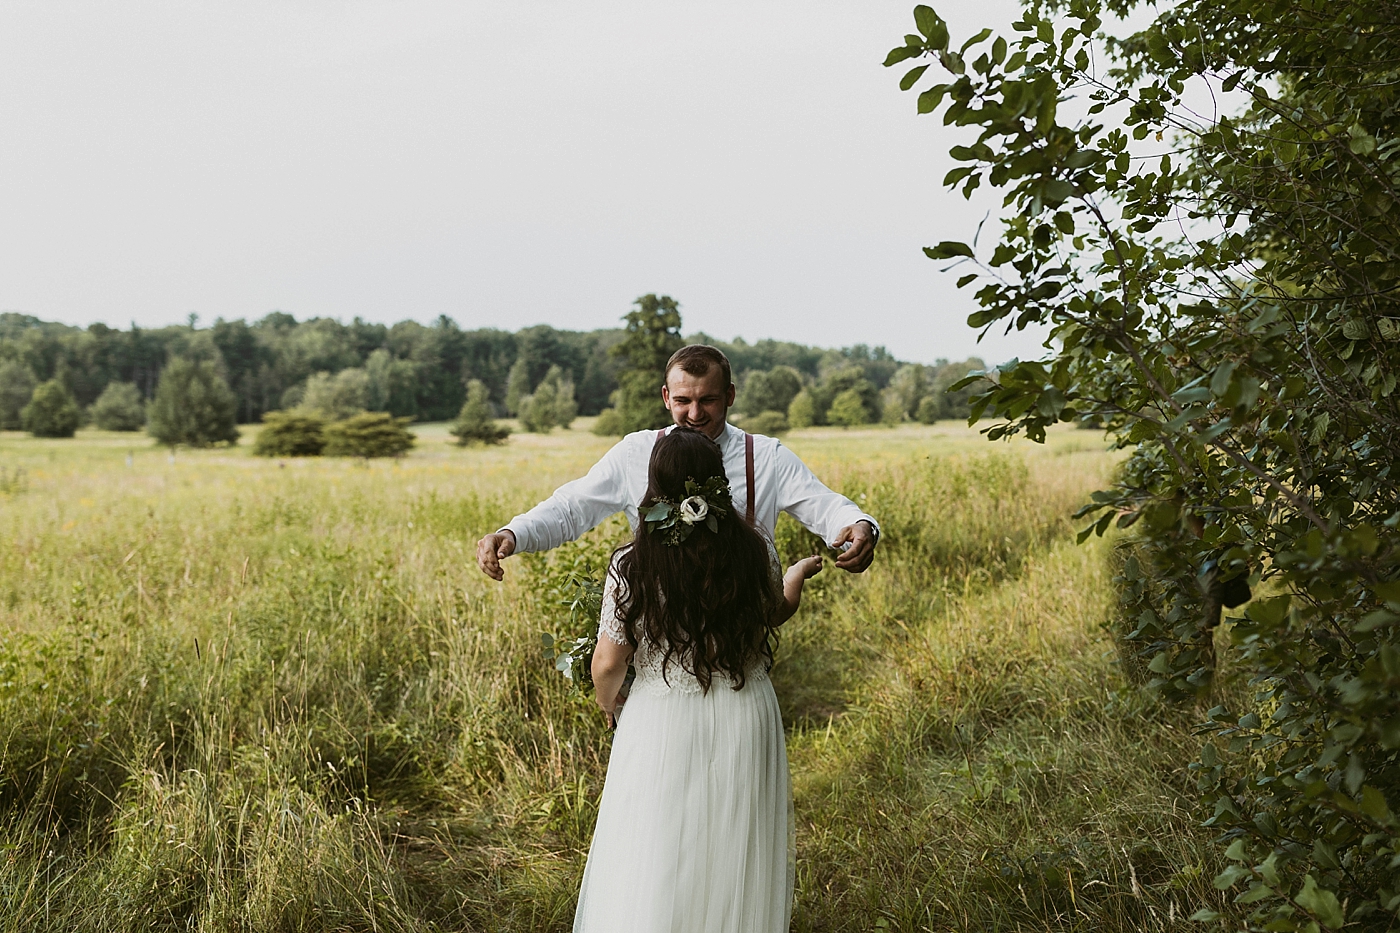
[0,0,1046,365]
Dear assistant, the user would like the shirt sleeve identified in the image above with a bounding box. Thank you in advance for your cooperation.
[598,555,630,646]
[772,442,880,546]
[503,435,637,553]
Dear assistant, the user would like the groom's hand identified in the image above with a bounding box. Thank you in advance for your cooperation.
[476,530,516,581]
[832,521,877,573]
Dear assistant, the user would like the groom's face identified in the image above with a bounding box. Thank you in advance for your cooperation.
[662,366,734,440]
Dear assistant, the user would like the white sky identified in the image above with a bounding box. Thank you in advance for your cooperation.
[0,0,1046,365]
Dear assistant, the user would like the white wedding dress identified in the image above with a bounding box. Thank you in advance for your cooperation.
[573,553,794,932]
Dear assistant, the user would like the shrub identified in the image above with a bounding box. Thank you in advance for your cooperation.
[21,380,81,438]
[0,360,37,431]
[827,388,869,427]
[592,408,624,436]
[745,410,789,436]
[323,412,415,458]
[90,382,146,431]
[450,380,509,446]
[787,390,816,428]
[916,395,941,424]
[147,358,240,447]
[253,411,327,456]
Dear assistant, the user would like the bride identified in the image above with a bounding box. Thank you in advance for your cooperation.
[574,427,823,932]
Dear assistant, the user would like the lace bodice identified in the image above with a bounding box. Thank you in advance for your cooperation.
[598,546,781,698]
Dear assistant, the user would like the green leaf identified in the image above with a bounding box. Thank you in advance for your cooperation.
[1361,785,1392,822]
[1210,361,1237,397]
[883,45,919,68]
[900,64,930,91]
[1213,864,1250,889]
[960,27,993,53]
[1348,123,1377,156]
[913,6,948,48]
[917,84,948,114]
[1295,875,1344,929]
[924,241,973,260]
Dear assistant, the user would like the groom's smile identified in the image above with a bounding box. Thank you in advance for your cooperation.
[662,365,735,441]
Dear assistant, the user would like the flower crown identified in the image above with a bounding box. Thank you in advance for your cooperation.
[642,475,732,546]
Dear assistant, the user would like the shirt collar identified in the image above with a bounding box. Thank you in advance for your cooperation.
[719,420,743,449]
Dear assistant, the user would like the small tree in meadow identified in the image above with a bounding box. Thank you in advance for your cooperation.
[323,412,415,458]
[253,411,327,456]
[553,371,578,429]
[787,390,816,428]
[504,358,530,416]
[147,358,240,447]
[827,389,869,428]
[450,380,509,446]
[22,379,81,438]
[611,294,683,433]
[0,360,37,431]
[519,366,578,433]
[90,382,146,431]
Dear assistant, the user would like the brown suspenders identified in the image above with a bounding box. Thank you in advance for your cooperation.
[743,432,755,525]
[654,427,756,525]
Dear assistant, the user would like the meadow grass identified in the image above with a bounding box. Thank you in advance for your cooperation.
[0,421,1227,931]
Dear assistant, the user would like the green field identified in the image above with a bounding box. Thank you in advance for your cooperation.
[0,421,1227,931]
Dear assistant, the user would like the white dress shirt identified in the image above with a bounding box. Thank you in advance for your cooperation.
[505,422,879,552]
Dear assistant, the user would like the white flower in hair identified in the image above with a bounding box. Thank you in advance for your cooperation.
[679,495,709,523]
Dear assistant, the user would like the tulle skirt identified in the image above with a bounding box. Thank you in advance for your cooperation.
[573,674,794,932]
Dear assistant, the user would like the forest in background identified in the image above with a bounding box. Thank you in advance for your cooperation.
[0,308,984,431]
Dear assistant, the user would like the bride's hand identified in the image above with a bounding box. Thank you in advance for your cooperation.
[597,691,625,729]
[791,554,823,580]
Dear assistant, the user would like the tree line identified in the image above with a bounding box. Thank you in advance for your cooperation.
[0,301,984,441]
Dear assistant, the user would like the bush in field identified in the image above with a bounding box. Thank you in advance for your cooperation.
[892,0,1400,922]
[745,410,789,436]
[0,360,37,431]
[21,379,81,438]
[827,388,869,427]
[592,407,624,436]
[915,394,940,425]
[147,358,240,447]
[323,412,414,458]
[90,381,146,431]
[254,411,327,456]
[450,380,509,446]
[787,389,816,428]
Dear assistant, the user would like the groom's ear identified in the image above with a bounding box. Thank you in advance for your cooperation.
[725,382,735,408]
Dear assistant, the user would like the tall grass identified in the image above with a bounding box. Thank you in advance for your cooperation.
[0,424,1226,930]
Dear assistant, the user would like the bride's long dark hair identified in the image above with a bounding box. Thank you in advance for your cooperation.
[612,428,779,692]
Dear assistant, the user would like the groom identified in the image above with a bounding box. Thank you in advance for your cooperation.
[475,344,879,580]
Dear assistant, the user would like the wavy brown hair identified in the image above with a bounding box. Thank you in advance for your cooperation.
[611,428,779,692]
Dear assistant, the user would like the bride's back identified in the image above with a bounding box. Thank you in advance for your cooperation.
[608,428,780,694]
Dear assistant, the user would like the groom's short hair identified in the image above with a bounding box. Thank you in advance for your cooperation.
[666,345,733,389]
